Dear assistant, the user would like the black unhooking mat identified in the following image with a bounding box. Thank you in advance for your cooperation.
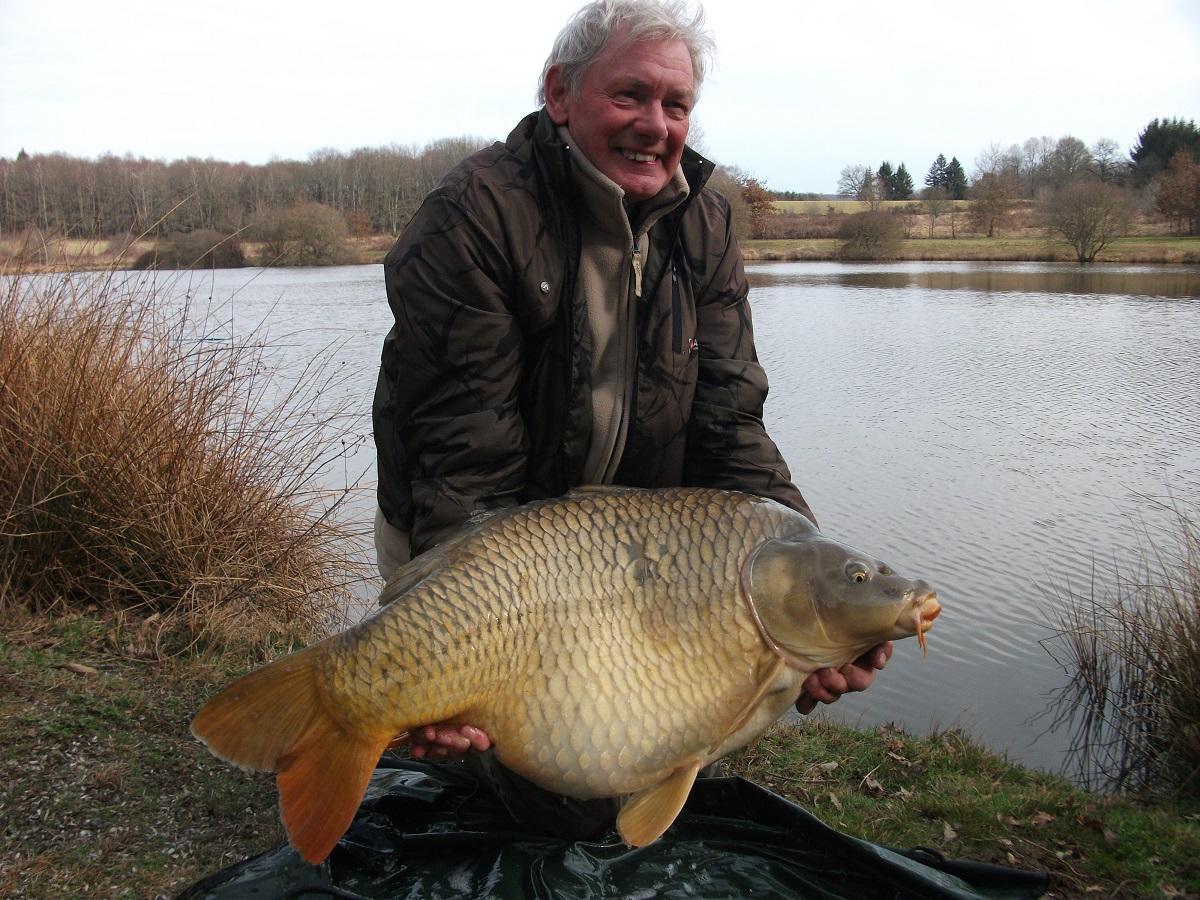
[177,757,1049,899]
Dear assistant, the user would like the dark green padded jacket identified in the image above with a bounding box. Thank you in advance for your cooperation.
[373,109,812,555]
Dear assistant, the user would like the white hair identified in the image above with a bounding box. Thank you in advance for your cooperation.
[536,0,715,105]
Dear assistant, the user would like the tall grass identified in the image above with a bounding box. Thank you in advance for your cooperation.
[1045,506,1200,800]
[0,268,363,652]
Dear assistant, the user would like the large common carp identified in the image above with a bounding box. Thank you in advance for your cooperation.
[192,487,940,864]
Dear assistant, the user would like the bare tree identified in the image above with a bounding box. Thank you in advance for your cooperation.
[837,164,875,201]
[1047,137,1093,189]
[1040,180,1134,262]
[1089,138,1125,184]
[920,185,949,237]
[970,145,1023,237]
[1154,150,1200,234]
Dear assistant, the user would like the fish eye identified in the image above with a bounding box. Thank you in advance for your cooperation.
[845,562,871,584]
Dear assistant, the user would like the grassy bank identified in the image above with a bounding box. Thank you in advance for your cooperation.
[0,617,282,898]
[3,616,1197,897]
[743,235,1200,264]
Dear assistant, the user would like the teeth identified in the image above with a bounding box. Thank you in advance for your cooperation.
[621,150,657,162]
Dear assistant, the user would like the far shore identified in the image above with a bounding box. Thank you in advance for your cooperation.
[3,233,1199,274]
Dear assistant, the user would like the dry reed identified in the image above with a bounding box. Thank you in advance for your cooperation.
[0,267,364,652]
[1045,504,1200,800]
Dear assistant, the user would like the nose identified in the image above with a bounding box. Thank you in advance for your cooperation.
[633,102,669,143]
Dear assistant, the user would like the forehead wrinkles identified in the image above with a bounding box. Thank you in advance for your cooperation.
[590,36,693,92]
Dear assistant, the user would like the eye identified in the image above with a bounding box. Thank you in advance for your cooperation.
[845,562,871,584]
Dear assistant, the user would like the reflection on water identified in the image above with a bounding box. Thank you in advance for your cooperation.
[21,260,1200,779]
[771,261,1200,298]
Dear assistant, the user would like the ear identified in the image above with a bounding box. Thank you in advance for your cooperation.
[544,65,571,125]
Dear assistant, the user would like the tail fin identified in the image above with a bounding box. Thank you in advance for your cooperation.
[191,644,391,864]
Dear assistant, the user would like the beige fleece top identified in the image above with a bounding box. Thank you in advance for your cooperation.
[560,127,690,485]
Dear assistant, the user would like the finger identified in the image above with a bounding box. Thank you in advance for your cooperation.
[795,693,818,715]
[462,726,491,752]
[409,743,427,760]
[817,667,849,696]
[840,663,877,693]
[801,672,839,704]
[434,732,471,752]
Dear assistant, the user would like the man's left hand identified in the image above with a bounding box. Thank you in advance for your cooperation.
[795,642,893,715]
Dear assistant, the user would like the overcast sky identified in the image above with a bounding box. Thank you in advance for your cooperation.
[2,0,1197,193]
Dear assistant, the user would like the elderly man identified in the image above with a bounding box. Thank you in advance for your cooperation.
[372,0,890,828]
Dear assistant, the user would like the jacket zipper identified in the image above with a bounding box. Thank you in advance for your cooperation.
[671,263,682,353]
[631,245,643,297]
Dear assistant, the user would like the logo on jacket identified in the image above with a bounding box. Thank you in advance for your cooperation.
[687,337,699,354]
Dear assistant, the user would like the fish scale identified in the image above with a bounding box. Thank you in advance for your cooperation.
[192,486,940,864]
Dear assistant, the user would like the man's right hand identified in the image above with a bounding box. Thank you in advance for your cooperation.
[408,724,491,760]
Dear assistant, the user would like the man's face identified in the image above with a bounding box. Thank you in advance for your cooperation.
[545,31,694,201]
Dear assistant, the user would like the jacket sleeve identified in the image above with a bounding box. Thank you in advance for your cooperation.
[682,196,817,526]
[374,190,527,555]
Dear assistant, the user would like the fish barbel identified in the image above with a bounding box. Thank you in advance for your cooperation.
[192,487,940,863]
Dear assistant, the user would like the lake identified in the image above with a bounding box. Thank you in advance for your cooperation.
[70,259,1200,777]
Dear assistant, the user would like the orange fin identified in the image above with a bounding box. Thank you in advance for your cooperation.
[190,643,390,864]
[276,717,391,864]
[616,760,702,847]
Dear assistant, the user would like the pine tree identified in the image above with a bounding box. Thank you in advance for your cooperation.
[945,157,968,200]
[893,163,914,200]
[877,161,896,200]
[1130,117,1200,186]
[924,154,948,189]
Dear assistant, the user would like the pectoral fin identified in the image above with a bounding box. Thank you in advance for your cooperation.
[709,655,786,753]
[616,760,702,847]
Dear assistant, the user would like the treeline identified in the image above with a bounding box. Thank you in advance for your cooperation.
[0,137,491,239]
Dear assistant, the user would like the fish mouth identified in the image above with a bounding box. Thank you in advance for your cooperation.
[900,590,941,657]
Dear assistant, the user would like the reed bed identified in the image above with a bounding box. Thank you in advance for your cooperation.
[1046,505,1200,800]
[0,267,363,652]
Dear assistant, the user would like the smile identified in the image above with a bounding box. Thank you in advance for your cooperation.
[620,149,658,163]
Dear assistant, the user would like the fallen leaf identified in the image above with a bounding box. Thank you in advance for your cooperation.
[1103,828,1119,849]
[63,662,98,676]
[817,761,839,773]
[942,821,957,842]
[998,838,1013,848]
[1030,812,1056,827]
[828,793,843,812]
[886,751,911,766]
[863,776,885,796]
[1006,851,1017,865]
[1084,886,1104,893]
[897,787,913,801]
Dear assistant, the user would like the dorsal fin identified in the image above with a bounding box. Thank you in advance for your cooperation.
[565,484,640,498]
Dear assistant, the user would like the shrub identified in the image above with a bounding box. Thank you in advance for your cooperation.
[836,210,905,259]
[0,270,361,651]
[1046,506,1200,800]
[253,202,354,267]
[1039,181,1135,263]
[132,229,247,270]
